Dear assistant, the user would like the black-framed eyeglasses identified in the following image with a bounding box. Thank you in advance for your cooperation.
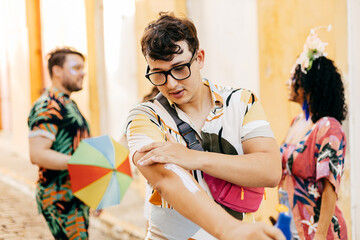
[145,49,197,86]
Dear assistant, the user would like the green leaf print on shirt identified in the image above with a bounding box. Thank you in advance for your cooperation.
[52,129,73,155]
[65,102,84,127]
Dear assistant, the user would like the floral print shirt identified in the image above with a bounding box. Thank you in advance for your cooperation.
[28,86,90,186]
[280,114,347,239]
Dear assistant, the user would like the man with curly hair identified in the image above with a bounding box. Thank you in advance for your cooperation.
[126,12,285,240]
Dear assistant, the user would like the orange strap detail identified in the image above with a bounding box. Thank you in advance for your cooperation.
[263,188,266,200]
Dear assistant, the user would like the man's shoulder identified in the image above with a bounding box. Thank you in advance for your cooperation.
[30,91,64,115]
[213,85,256,107]
[127,100,161,120]
[129,100,158,114]
[127,98,179,130]
[209,80,252,96]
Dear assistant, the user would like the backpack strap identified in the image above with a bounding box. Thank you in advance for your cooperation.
[156,93,203,151]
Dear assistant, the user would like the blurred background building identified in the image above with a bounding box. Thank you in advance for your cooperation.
[0,0,359,238]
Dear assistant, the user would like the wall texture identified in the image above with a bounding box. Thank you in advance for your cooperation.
[135,0,187,99]
[188,0,260,95]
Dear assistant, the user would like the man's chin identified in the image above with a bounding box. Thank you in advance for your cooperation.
[169,97,189,106]
[74,87,83,92]
[67,86,82,93]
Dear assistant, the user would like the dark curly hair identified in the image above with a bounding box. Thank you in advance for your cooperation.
[292,56,347,124]
[141,12,199,61]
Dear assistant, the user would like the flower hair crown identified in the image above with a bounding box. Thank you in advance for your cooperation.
[291,25,332,74]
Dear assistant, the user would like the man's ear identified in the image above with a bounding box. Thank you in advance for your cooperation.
[52,65,63,78]
[196,49,205,69]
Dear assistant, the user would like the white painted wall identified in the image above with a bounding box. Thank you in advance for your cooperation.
[103,0,138,140]
[0,0,13,132]
[40,0,138,141]
[347,0,360,238]
[40,0,89,118]
[187,0,259,95]
[0,0,31,156]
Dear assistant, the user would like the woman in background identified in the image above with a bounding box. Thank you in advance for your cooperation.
[279,26,348,239]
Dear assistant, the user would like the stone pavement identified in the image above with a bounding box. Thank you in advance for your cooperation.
[0,180,53,239]
[0,180,114,240]
[0,132,147,239]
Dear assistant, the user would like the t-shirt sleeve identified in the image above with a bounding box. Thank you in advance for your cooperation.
[315,118,346,195]
[28,99,63,141]
[240,90,275,141]
[126,104,166,163]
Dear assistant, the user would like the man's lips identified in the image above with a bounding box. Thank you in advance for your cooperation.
[169,89,184,94]
[169,89,185,98]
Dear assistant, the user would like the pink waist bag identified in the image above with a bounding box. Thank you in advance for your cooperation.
[203,173,264,213]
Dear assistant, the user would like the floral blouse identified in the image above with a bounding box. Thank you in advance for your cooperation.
[280,114,347,239]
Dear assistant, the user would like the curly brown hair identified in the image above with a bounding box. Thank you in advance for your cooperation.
[141,12,199,61]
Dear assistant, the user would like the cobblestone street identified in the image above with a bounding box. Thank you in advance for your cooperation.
[0,180,52,239]
[0,180,115,240]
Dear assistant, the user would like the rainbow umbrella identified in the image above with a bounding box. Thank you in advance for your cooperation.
[68,135,132,210]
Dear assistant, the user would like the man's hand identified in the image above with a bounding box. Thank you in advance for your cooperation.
[90,209,102,217]
[137,131,199,170]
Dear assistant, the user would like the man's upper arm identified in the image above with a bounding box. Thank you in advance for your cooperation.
[239,90,279,157]
[28,136,53,164]
[240,91,275,141]
[29,136,53,151]
[239,91,281,185]
[125,105,192,193]
[28,98,60,164]
[28,98,60,142]
[126,105,165,164]
[242,137,278,155]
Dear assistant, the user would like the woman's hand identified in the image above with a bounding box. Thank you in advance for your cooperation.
[137,131,201,170]
[221,222,286,240]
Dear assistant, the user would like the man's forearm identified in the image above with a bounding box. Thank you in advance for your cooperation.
[29,136,70,170]
[140,163,237,238]
[134,150,237,238]
[197,150,281,188]
[30,148,70,170]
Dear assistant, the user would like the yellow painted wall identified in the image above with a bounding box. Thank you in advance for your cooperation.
[85,0,101,137]
[257,0,350,236]
[135,0,187,99]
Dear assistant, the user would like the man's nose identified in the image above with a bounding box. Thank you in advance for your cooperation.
[166,74,178,88]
